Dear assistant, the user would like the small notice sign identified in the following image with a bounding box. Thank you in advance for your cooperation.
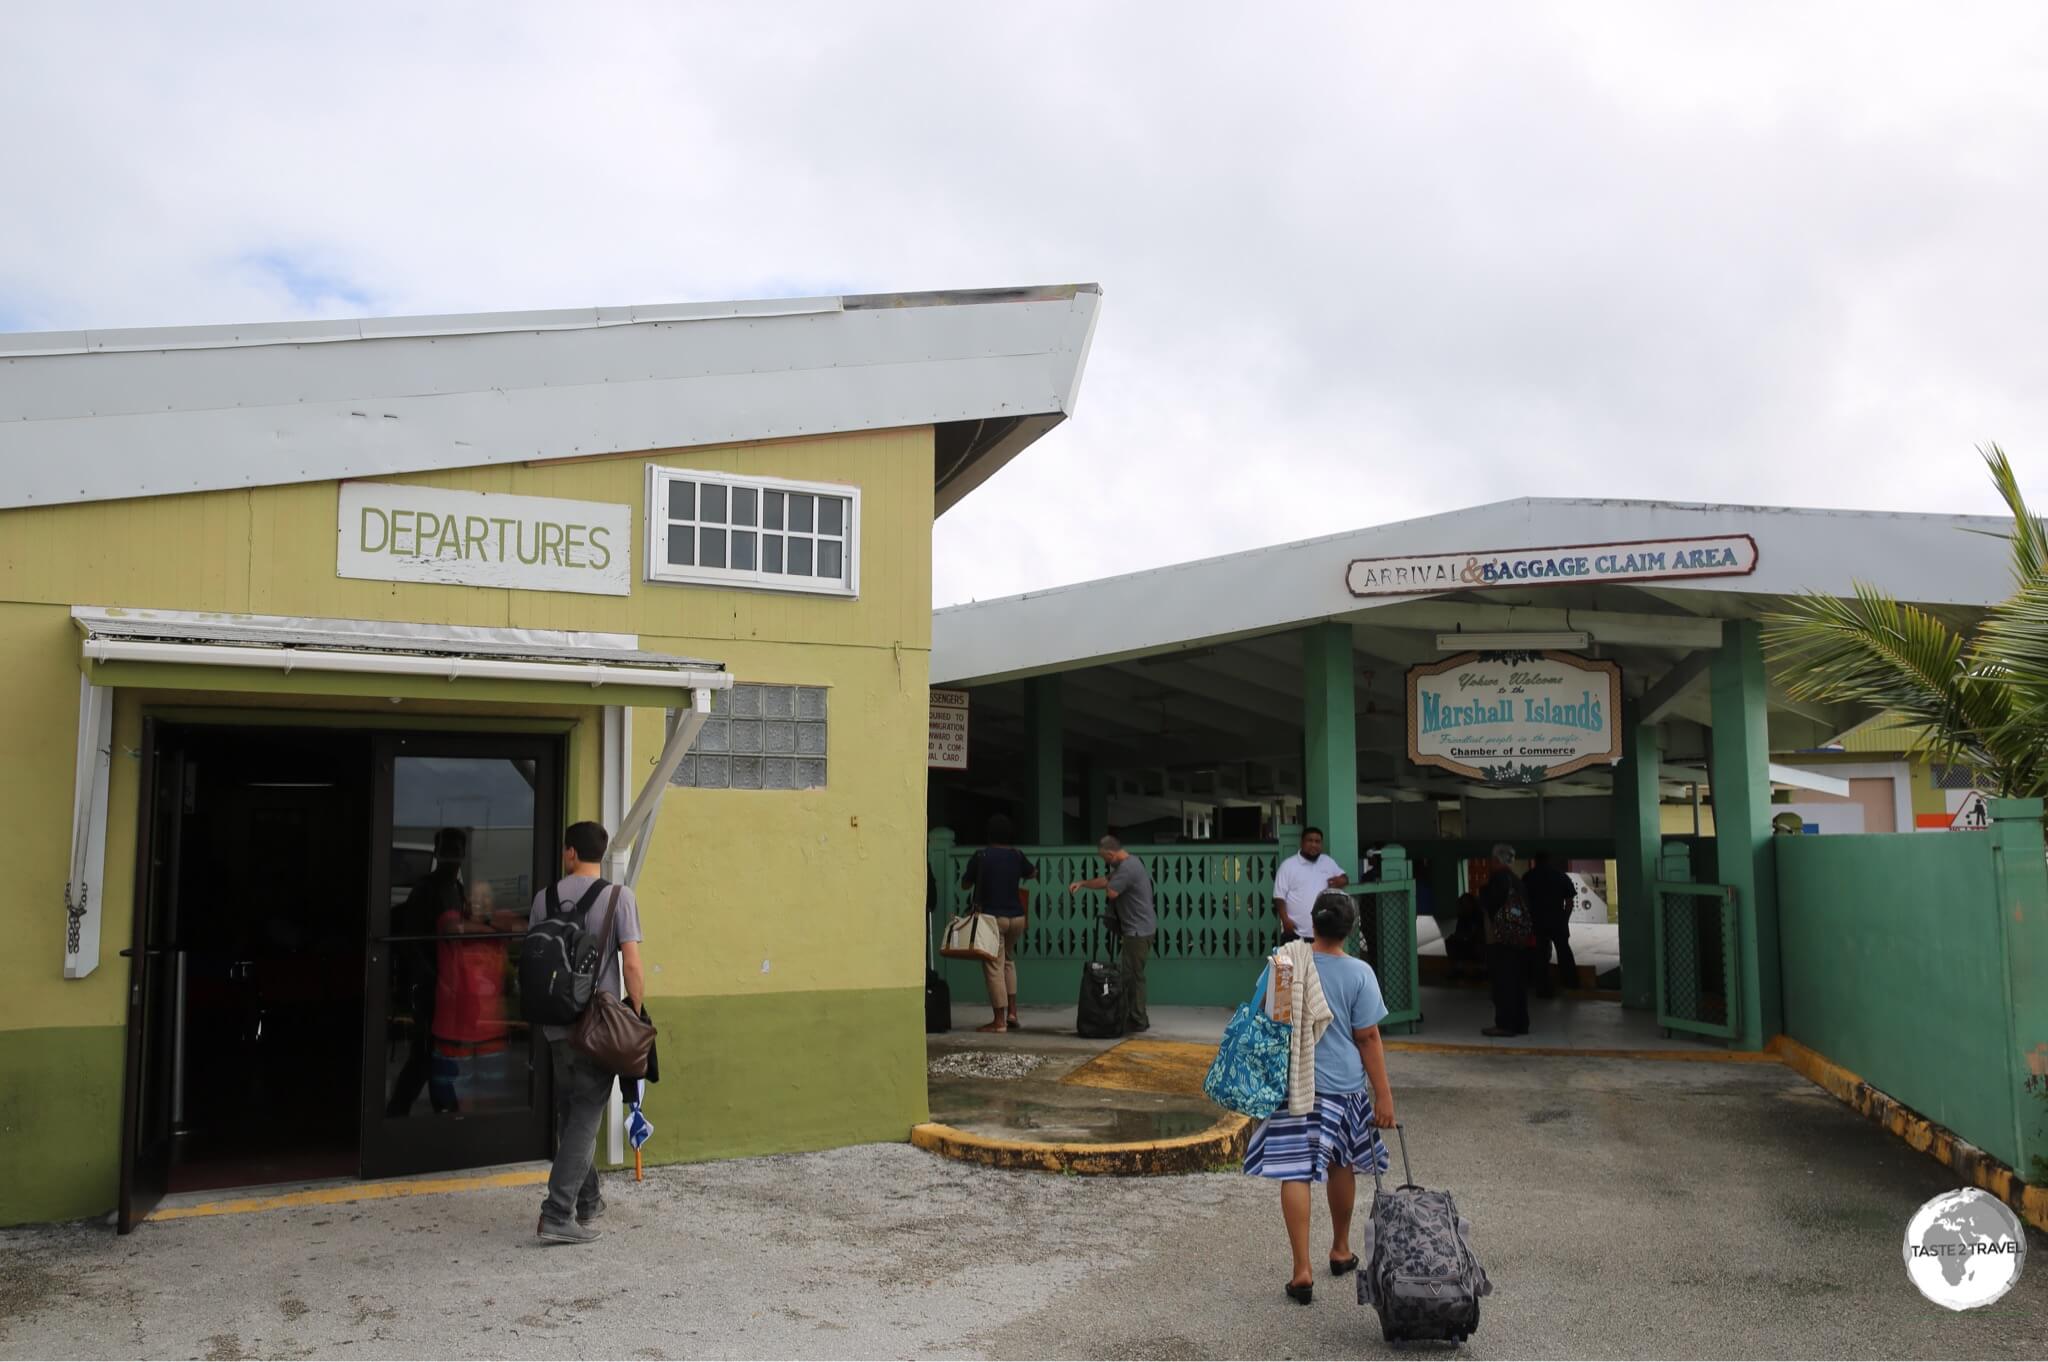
[1949,790,1990,831]
[929,690,969,770]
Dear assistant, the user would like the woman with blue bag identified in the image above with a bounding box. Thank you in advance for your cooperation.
[1242,891,1398,1305]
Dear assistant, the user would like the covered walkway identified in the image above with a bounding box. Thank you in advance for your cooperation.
[926,495,2048,1219]
[930,496,2011,1048]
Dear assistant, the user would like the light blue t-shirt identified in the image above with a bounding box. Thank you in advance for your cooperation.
[1308,952,1388,1095]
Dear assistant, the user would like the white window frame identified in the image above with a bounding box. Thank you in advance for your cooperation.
[645,466,861,598]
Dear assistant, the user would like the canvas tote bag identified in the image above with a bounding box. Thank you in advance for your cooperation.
[939,911,1003,963]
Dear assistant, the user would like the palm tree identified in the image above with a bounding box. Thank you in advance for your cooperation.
[1762,444,2048,799]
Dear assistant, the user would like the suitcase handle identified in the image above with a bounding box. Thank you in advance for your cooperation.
[1372,1121,1417,1192]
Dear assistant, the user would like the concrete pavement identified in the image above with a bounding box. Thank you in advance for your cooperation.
[3,1050,2044,1359]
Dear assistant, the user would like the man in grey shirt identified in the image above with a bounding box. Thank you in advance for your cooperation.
[527,820,644,1244]
[1070,835,1156,1033]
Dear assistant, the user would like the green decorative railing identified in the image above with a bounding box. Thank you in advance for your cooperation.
[930,836,1421,1029]
[1651,880,1739,1040]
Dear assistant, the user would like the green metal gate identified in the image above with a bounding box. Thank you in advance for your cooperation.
[934,839,1424,1024]
[1651,880,1740,1040]
[1351,876,1422,1034]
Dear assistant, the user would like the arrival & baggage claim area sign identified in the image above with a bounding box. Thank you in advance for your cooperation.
[1346,533,1757,597]
[1408,652,1623,785]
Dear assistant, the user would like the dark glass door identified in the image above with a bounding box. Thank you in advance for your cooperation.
[118,721,184,1232]
[360,734,560,1178]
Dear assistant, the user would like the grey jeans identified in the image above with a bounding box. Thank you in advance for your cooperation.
[543,1038,612,1223]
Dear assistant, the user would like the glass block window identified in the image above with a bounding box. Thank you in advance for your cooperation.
[671,685,828,789]
[646,466,859,597]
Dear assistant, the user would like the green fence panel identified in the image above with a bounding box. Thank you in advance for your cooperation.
[935,844,1424,1015]
[1776,830,2019,1167]
[936,844,1283,1008]
[1651,881,1740,1040]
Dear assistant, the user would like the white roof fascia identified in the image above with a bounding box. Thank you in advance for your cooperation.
[1,285,1101,510]
[932,497,2012,687]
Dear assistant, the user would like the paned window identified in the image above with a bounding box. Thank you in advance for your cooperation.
[647,467,858,596]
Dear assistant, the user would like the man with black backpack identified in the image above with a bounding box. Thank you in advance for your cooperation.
[525,821,642,1245]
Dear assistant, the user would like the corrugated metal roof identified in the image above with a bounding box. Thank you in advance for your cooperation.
[0,284,1101,513]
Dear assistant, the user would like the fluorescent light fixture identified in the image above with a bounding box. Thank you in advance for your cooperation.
[1434,631,1590,651]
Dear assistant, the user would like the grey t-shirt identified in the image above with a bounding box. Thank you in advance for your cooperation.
[1107,855,1156,937]
[529,874,643,1039]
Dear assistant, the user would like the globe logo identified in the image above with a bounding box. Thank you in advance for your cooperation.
[1902,1188,2027,1311]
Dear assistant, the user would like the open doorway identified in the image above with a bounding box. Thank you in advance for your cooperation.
[120,721,563,1230]
[156,726,374,1193]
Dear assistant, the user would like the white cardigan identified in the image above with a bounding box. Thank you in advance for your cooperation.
[1271,940,1333,1115]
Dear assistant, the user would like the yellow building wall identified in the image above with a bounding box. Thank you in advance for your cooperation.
[0,429,934,1224]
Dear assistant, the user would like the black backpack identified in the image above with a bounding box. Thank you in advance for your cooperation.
[521,880,615,1026]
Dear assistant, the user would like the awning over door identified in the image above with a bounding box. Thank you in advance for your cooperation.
[73,606,727,706]
[65,607,729,979]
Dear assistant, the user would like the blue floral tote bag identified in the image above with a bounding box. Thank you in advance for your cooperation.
[1203,966,1292,1118]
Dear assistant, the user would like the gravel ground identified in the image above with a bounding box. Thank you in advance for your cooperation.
[3,1053,2043,1360]
[926,1050,1049,1081]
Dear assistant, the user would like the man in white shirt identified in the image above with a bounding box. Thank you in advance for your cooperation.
[1272,826,1349,941]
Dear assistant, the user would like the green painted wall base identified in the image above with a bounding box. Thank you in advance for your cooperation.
[0,1025,126,1226]
[622,986,930,1167]
[0,989,928,1228]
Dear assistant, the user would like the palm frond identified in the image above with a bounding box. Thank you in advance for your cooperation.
[1980,443,2048,588]
[1762,584,2007,776]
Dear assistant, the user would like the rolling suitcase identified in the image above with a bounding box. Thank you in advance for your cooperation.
[1358,1124,1491,1345]
[1075,934,1125,1039]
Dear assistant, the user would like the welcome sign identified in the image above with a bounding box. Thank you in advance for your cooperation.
[1347,534,1757,597]
[338,482,631,596]
[1408,651,1622,784]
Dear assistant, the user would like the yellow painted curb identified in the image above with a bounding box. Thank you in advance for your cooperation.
[911,1115,1251,1176]
[1383,1039,1779,1063]
[146,1166,549,1223]
[1770,1036,2048,1235]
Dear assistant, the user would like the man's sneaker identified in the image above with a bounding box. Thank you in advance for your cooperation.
[537,1214,602,1245]
[577,1197,607,1224]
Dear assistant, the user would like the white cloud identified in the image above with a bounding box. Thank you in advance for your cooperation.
[4,1,2047,606]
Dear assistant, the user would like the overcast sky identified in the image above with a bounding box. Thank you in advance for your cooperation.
[5,3,2047,607]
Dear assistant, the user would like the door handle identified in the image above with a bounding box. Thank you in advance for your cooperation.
[117,947,178,959]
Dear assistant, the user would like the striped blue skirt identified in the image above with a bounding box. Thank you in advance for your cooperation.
[1243,1090,1391,1184]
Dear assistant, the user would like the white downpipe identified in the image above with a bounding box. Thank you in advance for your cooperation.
[64,678,113,979]
[79,636,730,696]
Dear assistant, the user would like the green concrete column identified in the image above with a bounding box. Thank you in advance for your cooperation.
[1302,623,1360,882]
[1024,675,1064,844]
[1710,620,1780,1050]
[1081,758,1110,842]
[1613,701,1661,1011]
[1988,798,2048,1177]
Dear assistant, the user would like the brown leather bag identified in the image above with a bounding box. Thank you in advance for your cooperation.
[570,989,657,1078]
